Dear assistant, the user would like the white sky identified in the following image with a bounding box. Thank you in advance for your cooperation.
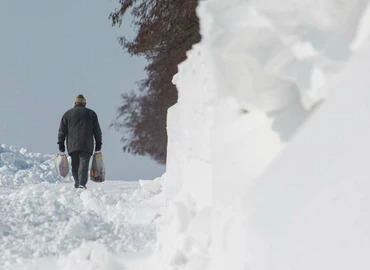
[0,0,165,180]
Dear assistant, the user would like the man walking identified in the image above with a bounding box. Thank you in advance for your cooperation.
[58,94,102,189]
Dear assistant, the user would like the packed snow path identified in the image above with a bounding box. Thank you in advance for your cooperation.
[0,181,158,269]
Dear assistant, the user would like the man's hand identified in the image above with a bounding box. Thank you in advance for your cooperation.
[95,142,102,152]
[58,142,66,153]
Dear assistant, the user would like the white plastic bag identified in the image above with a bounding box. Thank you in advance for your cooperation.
[90,152,105,182]
[54,153,69,178]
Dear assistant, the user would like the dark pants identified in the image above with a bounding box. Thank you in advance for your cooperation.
[70,151,91,187]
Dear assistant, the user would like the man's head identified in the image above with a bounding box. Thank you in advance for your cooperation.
[75,94,86,106]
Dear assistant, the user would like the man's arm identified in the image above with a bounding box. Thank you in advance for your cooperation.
[58,114,68,144]
[92,112,102,150]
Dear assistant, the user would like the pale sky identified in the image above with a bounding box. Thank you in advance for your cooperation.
[0,0,165,180]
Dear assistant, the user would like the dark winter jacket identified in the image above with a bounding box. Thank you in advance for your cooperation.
[58,105,102,155]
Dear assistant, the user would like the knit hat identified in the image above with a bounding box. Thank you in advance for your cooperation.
[75,94,86,104]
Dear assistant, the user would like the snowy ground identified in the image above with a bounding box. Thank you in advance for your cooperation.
[0,180,159,270]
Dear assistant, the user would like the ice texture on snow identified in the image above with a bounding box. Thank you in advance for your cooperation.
[157,0,370,269]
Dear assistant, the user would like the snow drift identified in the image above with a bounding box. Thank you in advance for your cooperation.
[0,143,72,187]
[156,0,370,269]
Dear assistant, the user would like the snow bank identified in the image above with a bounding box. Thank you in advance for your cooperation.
[0,143,71,186]
[157,0,370,269]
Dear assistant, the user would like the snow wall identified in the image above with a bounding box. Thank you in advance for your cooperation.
[157,0,370,269]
